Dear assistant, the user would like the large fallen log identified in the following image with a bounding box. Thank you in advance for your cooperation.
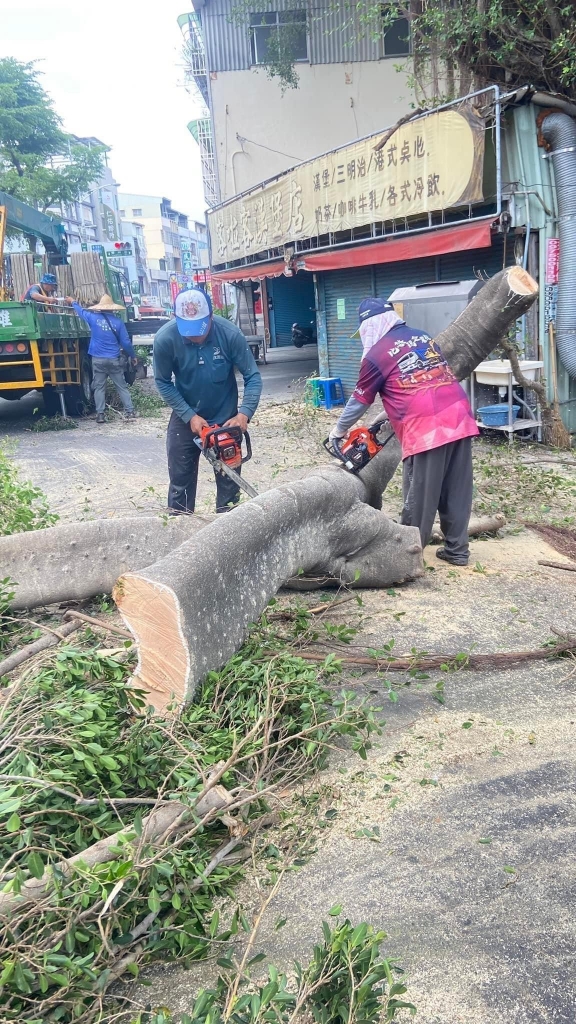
[114,267,538,711]
[0,515,208,610]
[429,512,506,544]
[114,473,423,710]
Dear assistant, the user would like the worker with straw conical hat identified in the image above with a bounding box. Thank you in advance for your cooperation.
[65,293,137,423]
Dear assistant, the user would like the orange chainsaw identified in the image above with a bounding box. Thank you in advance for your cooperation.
[195,424,258,498]
[323,417,394,473]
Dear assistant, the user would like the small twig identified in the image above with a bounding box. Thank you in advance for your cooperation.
[0,619,81,678]
[224,868,286,1020]
[1,616,69,640]
[267,595,354,622]
[537,559,576,573]
[63,609,133,638]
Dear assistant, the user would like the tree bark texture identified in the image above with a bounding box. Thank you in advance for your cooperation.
[1,516,207,610]
[114,471,423,711]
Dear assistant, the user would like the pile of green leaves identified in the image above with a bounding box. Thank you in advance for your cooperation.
[0,445,58,536]
[0,621,379,1022]
[105,381,165,418]
[131,917,415,1024]
[29,415,78,433]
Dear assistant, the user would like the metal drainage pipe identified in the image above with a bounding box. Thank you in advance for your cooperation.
[541,112,576,378]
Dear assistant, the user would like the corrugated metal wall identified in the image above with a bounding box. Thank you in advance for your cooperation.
[201,0,382,72]
[325,267,372,394]
[201,0,251,72]
[324,241,511,395]
[375,258,436,302]
[269,271,316,346]
[309,3,382,64]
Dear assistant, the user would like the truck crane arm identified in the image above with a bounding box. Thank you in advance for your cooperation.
[0,191,68,261]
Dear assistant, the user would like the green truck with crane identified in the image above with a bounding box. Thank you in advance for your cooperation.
[0,193,165,416]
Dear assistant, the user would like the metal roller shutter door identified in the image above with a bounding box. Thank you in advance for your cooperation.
[325,267,373,395]
[438,237,510,280]
[269,272,316,347]
[375,256,437,300]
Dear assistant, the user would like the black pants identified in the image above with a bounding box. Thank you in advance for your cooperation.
[166,411,241,514]
[400,437,473,563]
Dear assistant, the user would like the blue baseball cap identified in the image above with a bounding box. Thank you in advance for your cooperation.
[41,273,57,286]
[174,287,213,337]
[350,297,394,338]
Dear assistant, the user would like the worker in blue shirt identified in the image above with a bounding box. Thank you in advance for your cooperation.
[153,287,262,514]
[23,273,59,305]
[65,293,137,423]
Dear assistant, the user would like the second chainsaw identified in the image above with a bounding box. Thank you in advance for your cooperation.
[322,416,395,473]
[195,424,258,499]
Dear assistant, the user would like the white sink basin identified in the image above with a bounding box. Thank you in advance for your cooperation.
[474,359,543,387]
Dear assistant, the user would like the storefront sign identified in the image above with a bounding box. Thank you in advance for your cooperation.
[546,238,560,285]
[208,107,485,264]
[545,284,557,327]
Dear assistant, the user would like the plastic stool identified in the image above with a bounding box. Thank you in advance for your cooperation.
[311,377,345,410]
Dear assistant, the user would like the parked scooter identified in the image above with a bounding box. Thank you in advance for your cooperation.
[291,321,317,348]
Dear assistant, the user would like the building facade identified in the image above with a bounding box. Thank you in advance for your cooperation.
[47,136,123,253]
[181,0,414,206]
[119,194,206,305]
[119,220,150,302]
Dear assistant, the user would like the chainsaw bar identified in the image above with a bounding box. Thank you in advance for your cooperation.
[195,438,259,499]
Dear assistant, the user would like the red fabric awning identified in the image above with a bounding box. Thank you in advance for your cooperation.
[211,259,286,282]
[212,219,494,281]
[298,219,494,272]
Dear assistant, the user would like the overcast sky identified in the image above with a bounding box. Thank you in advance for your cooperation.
[0,0,206,221]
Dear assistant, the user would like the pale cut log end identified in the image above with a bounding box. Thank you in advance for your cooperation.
[507,266,538,296]
[113,574,189,713]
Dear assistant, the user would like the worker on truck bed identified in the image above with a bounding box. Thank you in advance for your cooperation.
[328,297,479,566]
[153,287,262,515]
[23,273,59,305]
[65,293,137,424]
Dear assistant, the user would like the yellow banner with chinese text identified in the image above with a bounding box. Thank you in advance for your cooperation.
[208,106,485,265]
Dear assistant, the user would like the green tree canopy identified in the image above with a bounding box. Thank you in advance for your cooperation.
[0,58,105,217]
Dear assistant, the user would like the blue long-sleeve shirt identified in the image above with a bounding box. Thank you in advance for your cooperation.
[153,315,262,425]
[71,303,136,359]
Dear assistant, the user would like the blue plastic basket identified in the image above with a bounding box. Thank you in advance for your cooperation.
[477,403,520,427]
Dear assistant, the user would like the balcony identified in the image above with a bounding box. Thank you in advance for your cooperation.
[179,12,209,108]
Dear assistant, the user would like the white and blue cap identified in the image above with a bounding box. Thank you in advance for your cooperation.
[174,288,213,338]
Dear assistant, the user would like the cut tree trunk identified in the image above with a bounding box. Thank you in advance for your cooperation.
[435,265,538,381]
[115,267,538,711]
[1,516,209,610]
[114,471,423,711]
[429,513,506,543]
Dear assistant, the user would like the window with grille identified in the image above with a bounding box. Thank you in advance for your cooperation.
[250,10,308,65]
[132,208,142,217]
